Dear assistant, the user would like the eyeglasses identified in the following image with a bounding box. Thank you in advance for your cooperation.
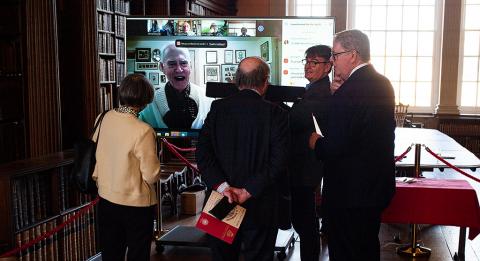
[331,50,355,61]
[166,60,189,69]
[301,59,330,67]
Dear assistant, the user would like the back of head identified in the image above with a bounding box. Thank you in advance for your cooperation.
[334,29,370,62]
[235,57,270,91]
[305,45,331,60]
[119,74,154,107]
[162,44,190,63]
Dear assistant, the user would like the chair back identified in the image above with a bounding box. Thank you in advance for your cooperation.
[395,103,409,127]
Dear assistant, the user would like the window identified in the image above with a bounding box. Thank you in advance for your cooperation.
[350,0,441,112]
[293,0,329,16]
[460,0,480,113]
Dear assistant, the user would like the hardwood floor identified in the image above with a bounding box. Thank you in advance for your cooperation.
[150,169,480,261]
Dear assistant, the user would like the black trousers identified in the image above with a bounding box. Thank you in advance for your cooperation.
[326,206,382,261]
[98,197,154,261]
[208,226,278,261]
[291,186,320,261]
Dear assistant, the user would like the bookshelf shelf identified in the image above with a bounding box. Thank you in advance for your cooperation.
[98,29,114,34]
[97,9,114,14]
[99,53,115,57]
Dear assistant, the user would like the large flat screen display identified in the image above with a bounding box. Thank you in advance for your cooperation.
[126,17,334,137]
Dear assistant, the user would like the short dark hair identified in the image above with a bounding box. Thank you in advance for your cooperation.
[235,57,270,90]
[305,45,331,61]
[118,74,154,107]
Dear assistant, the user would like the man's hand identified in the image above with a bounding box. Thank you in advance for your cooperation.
[222,187,238,203]
[229,187,252,204]
[309,132,321,149]
[222,187,251,204]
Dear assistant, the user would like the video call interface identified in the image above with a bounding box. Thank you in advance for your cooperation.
[126,17,334,135]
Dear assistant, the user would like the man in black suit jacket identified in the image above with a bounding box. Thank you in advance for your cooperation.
[309,29,396,261]
[289,44,332,261]
[196,57,288,261]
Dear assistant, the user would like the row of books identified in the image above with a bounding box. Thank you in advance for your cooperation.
[97,13,113,32]
[116,38,125,61]
[116,62,125,84]
[58,169,95,212]
[12,175,50,231]
[114,0,130,14]
[15,206,97,261]
[97,0,113,12]
[115,15,126,38]
[100,84,114,111]
[98,32,115,54]
[99,58,116,82]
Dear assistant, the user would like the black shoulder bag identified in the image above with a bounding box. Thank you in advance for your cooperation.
[71,110,108,194]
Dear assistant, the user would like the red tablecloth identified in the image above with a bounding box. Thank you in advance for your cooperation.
[382,179,480,240]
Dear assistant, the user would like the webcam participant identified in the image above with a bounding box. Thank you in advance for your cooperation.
[140,44,213,129]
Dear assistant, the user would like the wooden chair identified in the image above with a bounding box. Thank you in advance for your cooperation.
[395,103,409,127]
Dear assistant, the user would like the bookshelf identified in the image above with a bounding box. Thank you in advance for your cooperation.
[97,0,129,111]
[0,151,98,259]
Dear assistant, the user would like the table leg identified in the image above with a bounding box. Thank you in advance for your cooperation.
[454,227,466,261]
[397,223,431,257]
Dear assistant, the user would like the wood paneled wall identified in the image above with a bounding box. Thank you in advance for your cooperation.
[25,0,62,156]
[79,0,100,135]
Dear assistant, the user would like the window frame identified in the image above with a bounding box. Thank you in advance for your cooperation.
[347,0,444,114]
[458,0,480,114]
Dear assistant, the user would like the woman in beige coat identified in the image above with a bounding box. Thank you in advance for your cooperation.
[93,74,161,260]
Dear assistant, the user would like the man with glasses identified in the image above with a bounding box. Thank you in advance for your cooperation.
[309,29,396,261]
[140,44,213,129]
[289,45,332,261]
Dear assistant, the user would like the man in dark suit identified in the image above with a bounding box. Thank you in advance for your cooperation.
[196,57,288,261]
[309,29,396,261]
[289,44,332,261]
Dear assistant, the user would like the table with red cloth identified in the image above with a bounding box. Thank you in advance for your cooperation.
[382,178,480,259]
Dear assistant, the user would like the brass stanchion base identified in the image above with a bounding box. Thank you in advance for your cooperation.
[397,244,431,257]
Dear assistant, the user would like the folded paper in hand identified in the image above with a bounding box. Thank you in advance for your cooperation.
[312,114,324,137]
[195,191,246,244]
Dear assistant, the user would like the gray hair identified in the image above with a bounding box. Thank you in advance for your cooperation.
[162,44,191,63]
[334,29,370,62]
[235,57,270,90]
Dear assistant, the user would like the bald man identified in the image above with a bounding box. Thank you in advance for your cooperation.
[197,57,288,261]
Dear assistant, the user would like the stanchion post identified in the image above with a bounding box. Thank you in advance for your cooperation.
[397,143,431,257]
[414,143,421,178]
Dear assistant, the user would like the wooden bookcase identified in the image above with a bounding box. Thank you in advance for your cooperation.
[97,0,129,111]
[0,151,98,259]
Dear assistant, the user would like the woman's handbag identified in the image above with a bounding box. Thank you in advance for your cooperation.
[71,110,108,194]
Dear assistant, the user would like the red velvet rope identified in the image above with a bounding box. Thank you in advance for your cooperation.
[167,142,196,152]
[424,146,480,183]
[395,145,413,162]
[0,196,100,258]
[161,138,200,173]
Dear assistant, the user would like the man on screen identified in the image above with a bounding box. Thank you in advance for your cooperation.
[139,44,213,129]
